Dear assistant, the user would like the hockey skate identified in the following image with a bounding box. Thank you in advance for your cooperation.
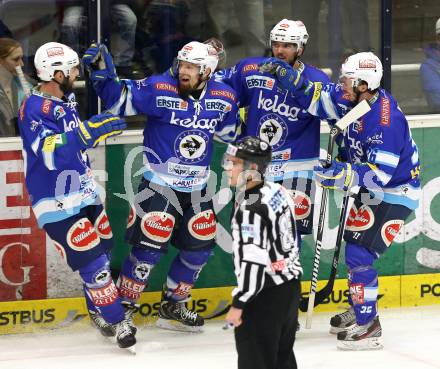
[156,299,204,333]
[336,316,383,351]
[88,310,114,337]
[122,301,139,335]
[113,319,137,353]
[329,307,356,334]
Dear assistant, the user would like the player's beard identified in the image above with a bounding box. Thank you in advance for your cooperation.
[178,75,203,98]
[59,76,74,95]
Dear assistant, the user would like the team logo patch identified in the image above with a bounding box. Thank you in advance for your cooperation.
[41,99,52,115]
[243,63,258,72]
[54,105,66,119]
[126,205,136,229]
[156,96,188,111]
[173,282,193,298]
[93,269,111,285]
[89,281,119,306]
[53,241,67,262]
[349,283,365,304]
[118,275,145,300]
[66,218,100,251]
[291,190,311,220]
[245,75,275,90]
[345,205,358,230]
[133,263,151,281]
[141,212,175,243]
[204,99,232,112]
[155,82,178,93]
[174,130,208,163]
[94,211,113,239]
[359,59,377,69]
[210,89,236,102]
[46,47,64,57]
[345,205,374,232]
[258,114,287,150]
[188,210,216,241]
[380,97,390,126]
[271,148,291,161]
[381,219,404,247]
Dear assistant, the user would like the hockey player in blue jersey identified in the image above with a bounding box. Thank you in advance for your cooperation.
[18,42,136,350]
[260,52,421,350]
[82,41,239,331]
[218,19,330,238]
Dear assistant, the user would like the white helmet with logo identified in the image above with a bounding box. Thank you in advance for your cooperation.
[177,41,219,78]
[270,19,309,49]
[34,42,79,82]
[340,51,383,90]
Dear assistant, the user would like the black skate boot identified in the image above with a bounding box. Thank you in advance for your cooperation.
[88,310,114,337]
[156,299,204,332]
[337,316,383,351]
[114,319,137,351]
[330,307,356,334]
[121,301,139,335]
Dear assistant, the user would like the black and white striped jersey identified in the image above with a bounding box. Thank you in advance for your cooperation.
[231,181,303,309]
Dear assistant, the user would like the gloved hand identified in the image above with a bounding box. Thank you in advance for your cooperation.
[75,113,126,149]
[258,57,304,91]
[336,146,349,162]
[313,160,355,191]
[82,43,117,81]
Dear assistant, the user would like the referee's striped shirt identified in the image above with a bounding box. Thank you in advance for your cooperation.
[231,181,303,309]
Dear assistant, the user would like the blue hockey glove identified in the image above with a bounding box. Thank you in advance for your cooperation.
[82,43,117,81]
[75,113,126,149]
[258,57,304,91]
[313,160,355,191]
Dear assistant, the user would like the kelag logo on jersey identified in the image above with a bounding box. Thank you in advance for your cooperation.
[204,99,231,113]
[245,75,275,90]
[174,130,208,164]
[258,114,287,150]
[257,90,301,121]
[156,96,188,111]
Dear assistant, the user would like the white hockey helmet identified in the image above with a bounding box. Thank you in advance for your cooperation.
[270,19,309,49]
[34,42,79,82]
[177,41,219,78]
[436,17,440,35]
[340,52,383,90]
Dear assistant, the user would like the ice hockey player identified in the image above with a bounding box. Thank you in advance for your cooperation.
[82,41,239,331]
[217,19,330,240]
[260,52,420,350]
[223,136,302,369]
[18,42,136,350]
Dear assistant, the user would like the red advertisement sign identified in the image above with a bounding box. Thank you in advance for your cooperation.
[0,151,46,301]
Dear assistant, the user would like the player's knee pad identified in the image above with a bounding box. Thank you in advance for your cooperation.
[345,242,376,269]
[79,253,124,324]
[166,248,213,301]
[117,246,164,301]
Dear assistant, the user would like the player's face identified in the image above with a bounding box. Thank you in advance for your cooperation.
[340,76,358,102]
[0,46,24,75]
[178,61,202,94]
[222,155,245,187]
[272,42,298,65]
[60,66,79,92]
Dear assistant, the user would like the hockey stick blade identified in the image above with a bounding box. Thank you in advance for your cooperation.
[334,99,371,132]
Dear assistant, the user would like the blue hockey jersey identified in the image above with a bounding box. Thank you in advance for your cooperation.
[92,74,239,192]
[18,90,99,227]
[218,57,330,181]
[299,82,421,210]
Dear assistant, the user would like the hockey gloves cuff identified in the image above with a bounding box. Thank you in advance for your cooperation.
[258,57,305,91]
[75,113,127,149]
[314,161,354,191]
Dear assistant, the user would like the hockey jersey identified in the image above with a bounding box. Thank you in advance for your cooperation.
[299,82,421,210]
[218,57,330,181]
[18,90,99,227]
[92,74,239,192]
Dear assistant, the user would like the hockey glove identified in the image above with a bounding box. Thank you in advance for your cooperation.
[258,57,305,91]
[75,113,126,149]
[82,43,117,81]
[313,160,354,192]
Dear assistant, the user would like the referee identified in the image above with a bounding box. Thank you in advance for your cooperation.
[223,136,303,369]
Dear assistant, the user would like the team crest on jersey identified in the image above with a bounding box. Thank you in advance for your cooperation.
[381,219,404,247]
[188,210,216,241]
[156,96,188,111]
[94,210,113,239]
[54,105,66,120]
[141,211,175,243]
[133,263,151,281]
[345,205,374,232]
[291,190,311,220]
[66,218,100,251]
[258,114,287,150]
[174,130,208,163]
[93,268,111,286]
[245,75,275,90]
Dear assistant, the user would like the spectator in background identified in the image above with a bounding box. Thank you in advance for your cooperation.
[61,1,137,78]
[0,38,30,137]
[420,17,440,113]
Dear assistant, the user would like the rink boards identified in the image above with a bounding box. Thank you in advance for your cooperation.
[0,272,439,335]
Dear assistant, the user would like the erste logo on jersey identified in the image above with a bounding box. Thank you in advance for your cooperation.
[246,75,275,90]
[66,218,100,251]
[141,211,175,243]
[156,96,188,111]
[345,205,375,232]
[204,99,232,113]
[291,190,311,220]
[188,210,216,241]
[94,211,113,239]
[174,130,208,163]
[258,114,287,150]
[271,148,291,161]
[381,219,404,247]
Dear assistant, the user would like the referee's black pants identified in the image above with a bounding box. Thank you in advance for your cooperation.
[234,278,300,369]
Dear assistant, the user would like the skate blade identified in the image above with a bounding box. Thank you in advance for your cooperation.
[156,318,203,333]
[337,337,383,351]
[125,345,136,355]
[329,324,356,335]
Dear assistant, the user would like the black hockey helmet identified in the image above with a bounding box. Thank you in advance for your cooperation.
[225,136,272,173]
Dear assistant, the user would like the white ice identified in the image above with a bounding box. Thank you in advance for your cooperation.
[1,305,439,369]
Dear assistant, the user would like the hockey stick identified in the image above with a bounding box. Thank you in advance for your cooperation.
[305,99,371,329]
